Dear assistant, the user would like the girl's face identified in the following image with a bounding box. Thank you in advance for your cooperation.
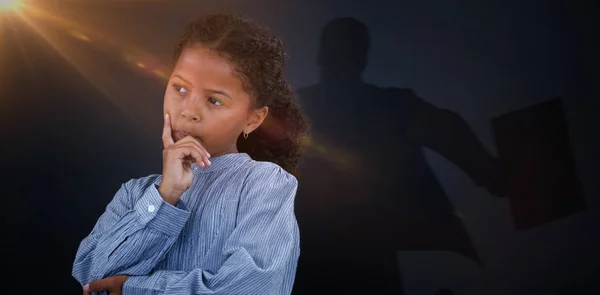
[164,45,267,157]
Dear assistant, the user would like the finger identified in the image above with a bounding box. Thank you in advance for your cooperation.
[178,137,212,167]
[88,278,111,293]
[175,136,211,158]
[183,143,211,167]
[169,144,208,167]
[83,284,90,295]
[171,141,211,167]
[162,113,175,148]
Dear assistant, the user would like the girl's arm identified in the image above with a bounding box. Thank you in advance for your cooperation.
[72,176,191,286]
[122,164,300,295]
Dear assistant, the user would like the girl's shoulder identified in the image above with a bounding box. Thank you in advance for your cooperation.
[239,159,298,187]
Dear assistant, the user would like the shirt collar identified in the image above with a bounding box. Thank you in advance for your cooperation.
[191,152,251,173]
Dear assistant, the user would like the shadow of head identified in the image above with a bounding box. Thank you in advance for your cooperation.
[318,17,370,78]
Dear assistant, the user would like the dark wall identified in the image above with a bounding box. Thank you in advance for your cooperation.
[1,0,597,294]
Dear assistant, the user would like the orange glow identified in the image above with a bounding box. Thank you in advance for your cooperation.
[0,0,23,12]
[153,69,169,80]
[69,30,91,42]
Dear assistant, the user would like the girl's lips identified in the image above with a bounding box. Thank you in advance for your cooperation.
[173,130,203,143]
[174,130,189,138]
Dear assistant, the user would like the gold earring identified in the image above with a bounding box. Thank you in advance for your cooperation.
[243,132,249,139]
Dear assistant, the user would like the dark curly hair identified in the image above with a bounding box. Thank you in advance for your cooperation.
[173,13,309,177]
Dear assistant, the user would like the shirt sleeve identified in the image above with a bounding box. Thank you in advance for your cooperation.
[72,178,192,286]
[122,164,300,295]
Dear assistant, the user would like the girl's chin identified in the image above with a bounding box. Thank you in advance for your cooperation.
[173,134,203,143]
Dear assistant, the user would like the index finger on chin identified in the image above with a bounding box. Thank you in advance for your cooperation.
[162,113,175,148]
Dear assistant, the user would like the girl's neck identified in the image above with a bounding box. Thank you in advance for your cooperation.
[210,146,239,158]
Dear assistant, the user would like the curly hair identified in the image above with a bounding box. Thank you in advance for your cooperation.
[173,13,309,177]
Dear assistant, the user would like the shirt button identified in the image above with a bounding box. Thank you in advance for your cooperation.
[148,205,156,213]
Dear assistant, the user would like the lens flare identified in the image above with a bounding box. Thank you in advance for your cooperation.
[0,0,23,12]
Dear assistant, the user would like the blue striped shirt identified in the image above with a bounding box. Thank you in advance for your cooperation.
[72,153,300,295]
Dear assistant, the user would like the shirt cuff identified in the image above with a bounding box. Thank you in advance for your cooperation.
[134,184,191,236]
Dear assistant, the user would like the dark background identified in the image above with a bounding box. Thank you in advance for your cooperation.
[1,0,597,294]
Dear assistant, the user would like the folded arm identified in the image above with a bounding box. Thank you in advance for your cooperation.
[72,177,191,285]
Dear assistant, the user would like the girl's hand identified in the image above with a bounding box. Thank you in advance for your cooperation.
[83,275,128,295]
[158,113,211,205]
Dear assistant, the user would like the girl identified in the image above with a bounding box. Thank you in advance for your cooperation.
[72,13,309,295]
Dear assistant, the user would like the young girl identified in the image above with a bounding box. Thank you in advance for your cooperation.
[72,13,309,295]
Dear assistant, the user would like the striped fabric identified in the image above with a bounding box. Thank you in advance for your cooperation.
[72,153,300,295]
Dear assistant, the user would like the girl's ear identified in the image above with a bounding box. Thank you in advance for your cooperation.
[244,106,269,134]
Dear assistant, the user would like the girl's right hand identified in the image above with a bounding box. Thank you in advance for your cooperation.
[158,113,211,205]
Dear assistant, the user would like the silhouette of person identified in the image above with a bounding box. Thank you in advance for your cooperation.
[292,18,507,294]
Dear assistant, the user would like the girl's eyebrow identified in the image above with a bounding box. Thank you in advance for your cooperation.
[207,89,232,99]
[173,74,193,86]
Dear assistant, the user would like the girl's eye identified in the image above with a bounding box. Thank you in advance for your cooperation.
[208,97,222,106]
[173,84,188,94]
